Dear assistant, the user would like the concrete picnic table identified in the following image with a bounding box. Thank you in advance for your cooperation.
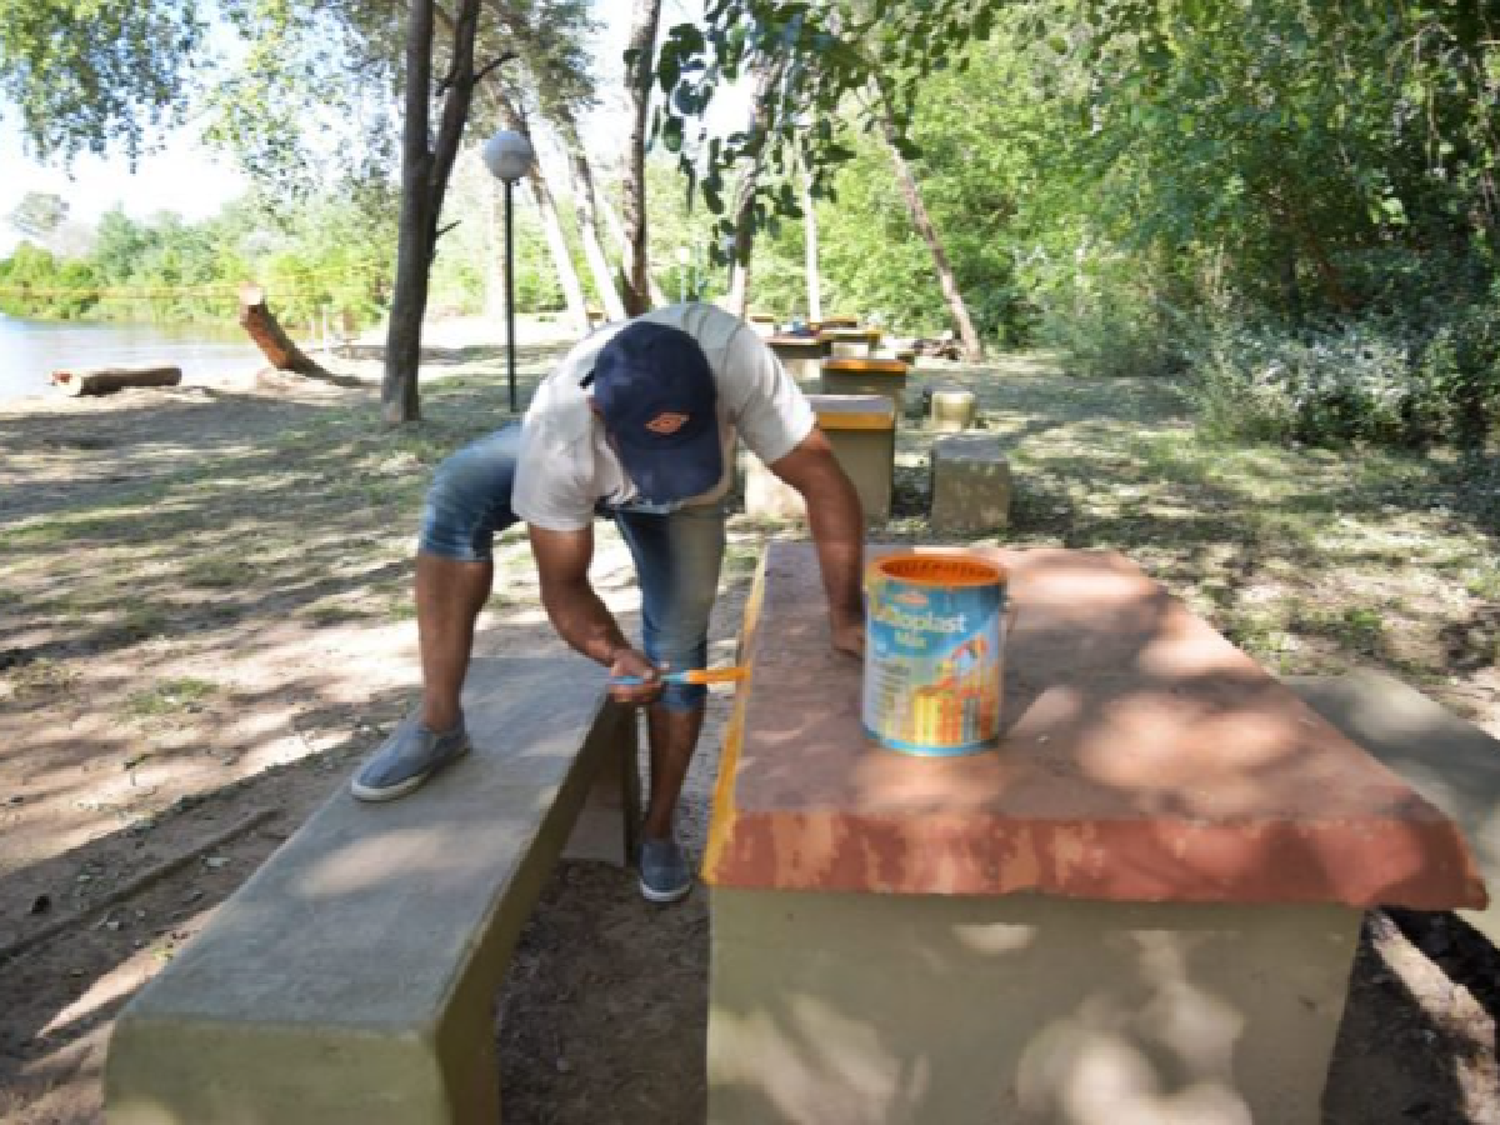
[702,543,1486,1125]
[766,333,831,386]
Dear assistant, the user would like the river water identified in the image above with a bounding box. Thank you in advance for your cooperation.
[0,314,267,406]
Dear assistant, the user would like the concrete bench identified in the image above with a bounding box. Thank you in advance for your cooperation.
[748,313,777,337]
[743,394,895,524]
[819,356,909,415]
[929,432,1012,532]
[1287,671,1500,945]
[105,656,640,1125]
[819,327,881,358]
[767,334,831,387]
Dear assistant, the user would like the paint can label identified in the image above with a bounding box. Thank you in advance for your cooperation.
[862,553,1007,756]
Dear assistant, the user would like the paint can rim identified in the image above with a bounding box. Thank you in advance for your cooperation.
[869,551,1006,588]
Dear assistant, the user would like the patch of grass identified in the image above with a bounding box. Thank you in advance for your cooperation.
[125,678,218,720]
[385,596,418,622]
[723,543,762,577]
[1291,602,1389,655]
[6,657,81,697]
[1464,565,1500,600]
[1,521,70,548]
[302,601,372,625]
[1217,606,1290,657]
[180,556,257,589]
[119,603,169,639]
[1129,431,1219,485]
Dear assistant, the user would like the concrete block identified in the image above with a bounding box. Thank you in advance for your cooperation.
[709,888,1361,1125]
[929,389,977,432]
[819,327,880,358]
[819,356,909,415]
[767,335,830,386]
[1287,671,1500,945]
[929,433,1012,532]
[742,395,894,524]
[106,657,635,1125]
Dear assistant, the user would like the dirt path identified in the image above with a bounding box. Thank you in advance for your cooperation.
[2,350,1497,1123]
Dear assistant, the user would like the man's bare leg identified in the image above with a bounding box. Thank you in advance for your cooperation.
[414,552,493,732]
[642,703,705,839]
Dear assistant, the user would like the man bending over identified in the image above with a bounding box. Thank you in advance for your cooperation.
[351,303,865,903]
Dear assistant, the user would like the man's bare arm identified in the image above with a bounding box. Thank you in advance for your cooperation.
[527,524,662,703]
[767,428,866,657]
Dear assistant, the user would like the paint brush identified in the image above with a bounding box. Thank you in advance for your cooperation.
[608,666,747,687]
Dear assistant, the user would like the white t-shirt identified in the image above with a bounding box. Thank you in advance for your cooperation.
[512,303,814,532]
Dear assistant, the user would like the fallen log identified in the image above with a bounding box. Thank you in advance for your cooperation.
[49,366,183,397]
[237,284,331,378]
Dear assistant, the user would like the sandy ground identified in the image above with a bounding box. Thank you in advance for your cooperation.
[1,336,1497,1123]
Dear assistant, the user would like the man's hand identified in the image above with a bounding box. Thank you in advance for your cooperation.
[831,619,865,660]
[607,647,667,706]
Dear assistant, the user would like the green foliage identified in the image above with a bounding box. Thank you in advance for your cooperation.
[1189,297,1500,449]
[0,156,573,328]
[0,185,401,326]
[650,0,1500,446]
[655,0,993,267]
[0,0,206,162]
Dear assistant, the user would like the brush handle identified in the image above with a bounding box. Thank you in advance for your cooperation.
[609,667,746,687]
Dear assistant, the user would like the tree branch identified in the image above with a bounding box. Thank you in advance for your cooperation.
[474,50,518,85]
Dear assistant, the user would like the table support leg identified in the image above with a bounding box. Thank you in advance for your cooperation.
[707,888,1360,1125]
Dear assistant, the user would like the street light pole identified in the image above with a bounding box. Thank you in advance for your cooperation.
[481,130,536,415]
[504,177,517,411]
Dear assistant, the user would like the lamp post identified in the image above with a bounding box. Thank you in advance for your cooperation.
[481,130,535,414]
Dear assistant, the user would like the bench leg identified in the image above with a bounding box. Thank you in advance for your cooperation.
[563,706,641,866]
[108,1015,501,1125]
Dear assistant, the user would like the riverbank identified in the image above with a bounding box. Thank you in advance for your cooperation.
[2,350,1497,1122]
[0,312,580,405]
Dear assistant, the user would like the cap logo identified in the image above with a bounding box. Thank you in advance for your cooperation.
[645,411,689,435]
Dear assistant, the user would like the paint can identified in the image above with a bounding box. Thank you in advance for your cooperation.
[862,552,1007,756]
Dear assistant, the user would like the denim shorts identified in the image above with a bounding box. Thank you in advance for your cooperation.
[418,422,726,710]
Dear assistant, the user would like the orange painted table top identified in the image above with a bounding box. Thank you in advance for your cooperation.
[703,543,1488,908]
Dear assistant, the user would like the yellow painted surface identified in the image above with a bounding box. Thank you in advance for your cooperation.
[702,558,769,884]
[822,358,907,375]
[816,411,895,431]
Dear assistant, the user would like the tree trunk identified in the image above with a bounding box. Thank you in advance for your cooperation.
[555,111,627,320]
[382,0,494,424]
[877,103,984,362]
[600,196,666,307]
[620,0,661,317]
[526,175,591,335]
[802,164,823,322]
[49,366,182,396]
[726,60,784,317]
[237,285,331,376]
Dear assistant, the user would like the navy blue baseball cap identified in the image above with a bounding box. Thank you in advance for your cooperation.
[592,321,722,503]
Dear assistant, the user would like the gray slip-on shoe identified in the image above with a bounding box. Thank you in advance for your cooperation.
[351,719,470,802]
[638,836,692,904]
